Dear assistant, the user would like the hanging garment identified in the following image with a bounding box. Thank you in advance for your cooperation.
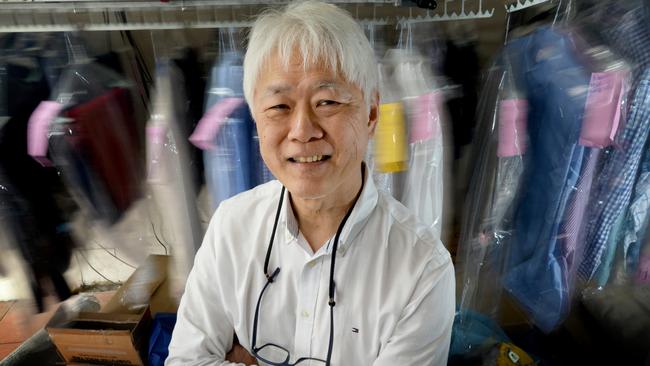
[540,29,633,290]
[499,26,591,334]
[173,48,206,191]
[579,7,650,280]
[147,60,203,289]
[251,126,274,185]
[580,90,650,276]
[443,39,480,159]
[59,87,142,221]
[634,225,650,283]
[30,61,145,224]
[194,51,273,211]
[456,59,526,324]
[580,3,650,280]
[386,48,447,239]
[619,144,650,278]
[401,91,445,238]
[0,57,75,312]
[558,148,600,285]
[369,63,407,198]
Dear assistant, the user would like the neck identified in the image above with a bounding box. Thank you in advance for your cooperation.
[290,165,364,253]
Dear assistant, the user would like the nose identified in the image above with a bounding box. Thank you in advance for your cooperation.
[287,103,324,143]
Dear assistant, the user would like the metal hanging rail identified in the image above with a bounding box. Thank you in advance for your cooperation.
[0,0,399,9]
[0,1,399,32]
[0,0,497,32]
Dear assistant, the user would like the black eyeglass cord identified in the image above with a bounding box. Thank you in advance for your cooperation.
[257,167,365,365]
[264,186,286,279]
[324,185,359,363]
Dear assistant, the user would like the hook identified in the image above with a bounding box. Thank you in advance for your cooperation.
[504,10,511,45]
[150,30,158,62]
[552,0,563,27]
[229,24,236,52]
[397,19,403,48]
[407,21,413,51]
[218,27,225,54]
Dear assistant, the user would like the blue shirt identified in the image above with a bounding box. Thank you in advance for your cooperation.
[579,7,650,280]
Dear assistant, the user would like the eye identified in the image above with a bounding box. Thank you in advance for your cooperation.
[317,100,341,107]
[269,104,290,111]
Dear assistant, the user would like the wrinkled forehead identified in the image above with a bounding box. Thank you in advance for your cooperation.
[256,49,360,96]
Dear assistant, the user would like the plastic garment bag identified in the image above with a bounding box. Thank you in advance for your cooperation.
[389,46,446,240]
[576,1,650,284]
[28,35,143,224]
[570,4,650,359]
[369,22,447,240]
[191,28,273,212]
[0,34,76,311]
[456,16,632,336]
[455,59,525,334]
[146,60,203,292]
[202,50,252,210]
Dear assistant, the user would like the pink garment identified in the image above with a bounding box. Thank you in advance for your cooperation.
[579,71,626,148]
[27,101,64,166]
[497,99,528,157]
[189,97,244,150]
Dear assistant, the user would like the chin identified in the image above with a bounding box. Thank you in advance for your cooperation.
[284,181,330,200]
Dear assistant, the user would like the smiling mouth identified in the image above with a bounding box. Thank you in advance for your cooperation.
[288,155,332,163]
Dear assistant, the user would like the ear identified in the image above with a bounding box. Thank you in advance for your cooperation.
[367,91,380,137]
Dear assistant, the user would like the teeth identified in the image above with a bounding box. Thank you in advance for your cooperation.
[295,155,324,163]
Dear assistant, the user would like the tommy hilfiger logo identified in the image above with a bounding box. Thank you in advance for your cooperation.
[352,328,359,333]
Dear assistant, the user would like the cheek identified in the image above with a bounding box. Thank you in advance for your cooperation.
[349,115,371,145]
[256,124,285,160]
[333,115,370,160]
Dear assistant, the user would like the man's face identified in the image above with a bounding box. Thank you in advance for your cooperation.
[252,53,378,201]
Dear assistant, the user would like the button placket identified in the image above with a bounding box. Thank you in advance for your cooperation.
[293,257,322,359]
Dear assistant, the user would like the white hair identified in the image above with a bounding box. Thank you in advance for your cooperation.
[243,1,379,111]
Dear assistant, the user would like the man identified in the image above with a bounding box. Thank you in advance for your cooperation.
[166,1,455,365]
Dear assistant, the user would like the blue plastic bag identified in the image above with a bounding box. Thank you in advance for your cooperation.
[148,313,177,366]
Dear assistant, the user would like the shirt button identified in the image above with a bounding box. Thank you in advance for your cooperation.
[301,310,310,318]
[308,261,316,268]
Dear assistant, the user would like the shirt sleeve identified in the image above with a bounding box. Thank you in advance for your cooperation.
[165,207,255,366]
[372,252,456,366]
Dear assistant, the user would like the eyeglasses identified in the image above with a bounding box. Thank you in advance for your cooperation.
[251,182,362,366]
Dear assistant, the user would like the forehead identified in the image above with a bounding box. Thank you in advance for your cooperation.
[255,52,358,96]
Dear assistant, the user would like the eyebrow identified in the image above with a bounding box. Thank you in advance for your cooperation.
[314,81,353,99]
[262,80,350,97]
[262,84,293,97]
[314,81,339,91]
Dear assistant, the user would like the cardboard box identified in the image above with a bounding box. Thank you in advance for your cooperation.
[45,255,177,365]
[46,307,151,365]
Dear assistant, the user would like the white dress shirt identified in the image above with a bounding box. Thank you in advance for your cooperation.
[166,165,455,366]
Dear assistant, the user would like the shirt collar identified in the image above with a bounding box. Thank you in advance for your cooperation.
[281,163,379,257]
